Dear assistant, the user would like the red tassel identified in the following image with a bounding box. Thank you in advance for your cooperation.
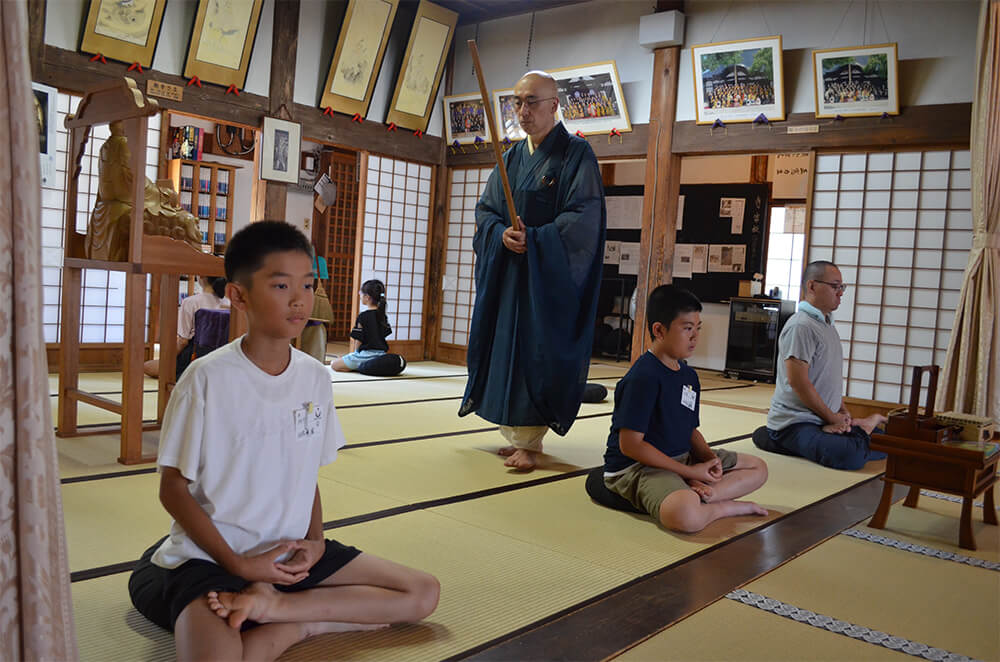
[186,76,202,87]
[225,84,240,96]
[352,113,363,123]
[413,129,423,138]
[386,122,397,132]
[127,62,144,73]
[89,53,107,64]
[575,130,586,138]
[322,107,335,117]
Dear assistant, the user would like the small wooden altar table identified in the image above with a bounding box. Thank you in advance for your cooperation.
[868,432,998,550]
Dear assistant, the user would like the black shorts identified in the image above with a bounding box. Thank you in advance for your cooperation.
[128,536,362,631]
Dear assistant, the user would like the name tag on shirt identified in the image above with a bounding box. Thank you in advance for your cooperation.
[681,384,697,411]
[293,402,322,440]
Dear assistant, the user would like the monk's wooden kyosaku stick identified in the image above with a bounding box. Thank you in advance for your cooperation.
[468,40,521,232]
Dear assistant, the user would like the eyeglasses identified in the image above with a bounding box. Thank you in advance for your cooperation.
[511,96,557,111]
[814,280,848,294]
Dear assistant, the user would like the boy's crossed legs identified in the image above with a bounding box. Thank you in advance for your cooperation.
[660,453,769,533]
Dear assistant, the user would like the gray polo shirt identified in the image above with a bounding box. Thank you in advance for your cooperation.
[767,301,844,431]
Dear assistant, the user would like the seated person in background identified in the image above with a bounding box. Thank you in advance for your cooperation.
[603,285,769,533]
[329,279,391,373]
[143,275,229,379]
[128,221,439,660]
[753,260,887,470]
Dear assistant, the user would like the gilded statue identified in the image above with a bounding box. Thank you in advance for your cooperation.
[85,121,203,260]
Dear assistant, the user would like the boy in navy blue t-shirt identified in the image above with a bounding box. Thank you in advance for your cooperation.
[603,285,769,533]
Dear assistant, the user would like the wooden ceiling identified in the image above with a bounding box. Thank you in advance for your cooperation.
[430,0,595,25]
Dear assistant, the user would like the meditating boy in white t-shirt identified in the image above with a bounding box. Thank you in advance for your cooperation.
[128,221,439,661]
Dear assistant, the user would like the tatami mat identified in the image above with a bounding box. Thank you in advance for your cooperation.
[701,383,775,411]
[743,534,999,661]
[614,597,911,661]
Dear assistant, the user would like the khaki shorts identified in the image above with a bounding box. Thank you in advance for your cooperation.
[604,448,740,519]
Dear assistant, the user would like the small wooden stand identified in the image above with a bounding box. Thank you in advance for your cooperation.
[868,365,997,550]
[56,79,241,465]
[868,433,998,550]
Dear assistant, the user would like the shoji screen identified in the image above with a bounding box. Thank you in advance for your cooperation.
[439,167,490,348]
[360,155,432,344]
[42,93,159,344]
[809,149,973,404]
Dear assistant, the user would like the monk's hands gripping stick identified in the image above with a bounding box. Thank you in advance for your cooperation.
[502,223,527,254]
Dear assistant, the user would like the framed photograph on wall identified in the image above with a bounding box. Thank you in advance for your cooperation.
[320,0,400,116]
[443,93,490,144]
[691,36,785,125]
[32,82,59,187]
[812,43,899,118]
[492,88,567,141]
[260,117,301,184]
[386,0,458,132]
[80,0,167,67]
[549,61,631,136]
[183,0,265,89]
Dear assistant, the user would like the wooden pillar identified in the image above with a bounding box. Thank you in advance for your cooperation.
[263,0,300,220]
[28,0,46,78]
[156,274,180,422]
[631,45,682,362]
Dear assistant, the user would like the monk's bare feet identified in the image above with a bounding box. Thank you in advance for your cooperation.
[503,448,538,471]
[730,500,769,517]
[207,582,281,629]
[688,480,714,503]
[855,413,888,435]
[822,421,851,434]
[497,445,517,457]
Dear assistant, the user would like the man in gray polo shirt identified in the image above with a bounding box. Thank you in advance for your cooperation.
[752,261,887,470]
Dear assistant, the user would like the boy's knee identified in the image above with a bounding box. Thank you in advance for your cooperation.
[658,491,704,533]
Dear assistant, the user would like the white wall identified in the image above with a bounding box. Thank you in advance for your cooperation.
[676,0,979,121]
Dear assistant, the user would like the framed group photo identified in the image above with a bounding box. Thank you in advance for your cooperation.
[260,117,301,184]
[443,93,490,144]
[320,0,400,116]
[691,36,785,125]
[183,0,265,89]
[386,0,458,132]
[80,0,167,67]
[550,61,631,136]
[812,43,899,118]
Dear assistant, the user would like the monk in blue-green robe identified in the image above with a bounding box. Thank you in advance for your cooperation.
[459,71,606,470]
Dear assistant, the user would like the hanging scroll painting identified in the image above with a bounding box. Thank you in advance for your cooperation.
[80,0,167,67]
[321,0,400,116]
[183,0,265,89]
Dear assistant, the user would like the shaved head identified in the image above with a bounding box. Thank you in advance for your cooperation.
[517,70,558,97]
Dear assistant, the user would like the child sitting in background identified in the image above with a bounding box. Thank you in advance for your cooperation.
[330,279,392,372]
[602,285,769,533]
[143,275,229,379]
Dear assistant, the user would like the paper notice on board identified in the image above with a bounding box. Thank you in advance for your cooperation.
[618,242,640,275]
[677,195,685,230]
[691,244,708,273]
[604,240,621,265]
[672,244,693,279]
[606,196,643,230]
[784,205,806,233]
[731,215,743,235]
[708,244,746,273]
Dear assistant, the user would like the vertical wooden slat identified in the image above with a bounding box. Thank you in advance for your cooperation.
[56,267,81,437]
[631,46,681,362]
[157,273,180,421]
[263,0,300,221]
[120,270,147,464]
[352,153,369,328]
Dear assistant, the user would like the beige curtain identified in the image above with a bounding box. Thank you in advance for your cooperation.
[0,1,79,659]
[938,0,1000,421]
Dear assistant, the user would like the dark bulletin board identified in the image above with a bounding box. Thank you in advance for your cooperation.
[674,183,769,304]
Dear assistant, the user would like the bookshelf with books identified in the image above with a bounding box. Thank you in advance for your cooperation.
[167,159,237,257]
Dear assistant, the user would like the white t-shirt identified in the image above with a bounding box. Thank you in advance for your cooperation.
[151,337,345,569]
[178,292,230,340]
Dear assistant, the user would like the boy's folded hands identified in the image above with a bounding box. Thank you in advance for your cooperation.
[231,542,309,585]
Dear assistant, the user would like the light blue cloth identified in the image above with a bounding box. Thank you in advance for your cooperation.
[340,349,385,371]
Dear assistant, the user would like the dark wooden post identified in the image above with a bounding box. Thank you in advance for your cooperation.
[263,0,300,220]
[631,44,682,361]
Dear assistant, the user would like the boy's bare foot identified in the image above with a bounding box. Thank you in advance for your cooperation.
[302,621,391,637]
[855,413,888,435]
[729,500,769,517]
[688,480,714,503]
[208,582,281,629]
[497,446,517,457]
[503,448,538,470]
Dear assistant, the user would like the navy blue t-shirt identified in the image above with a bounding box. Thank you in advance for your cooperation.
[603,352,701,473]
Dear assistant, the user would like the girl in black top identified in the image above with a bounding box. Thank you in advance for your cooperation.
[330,279,392,372]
